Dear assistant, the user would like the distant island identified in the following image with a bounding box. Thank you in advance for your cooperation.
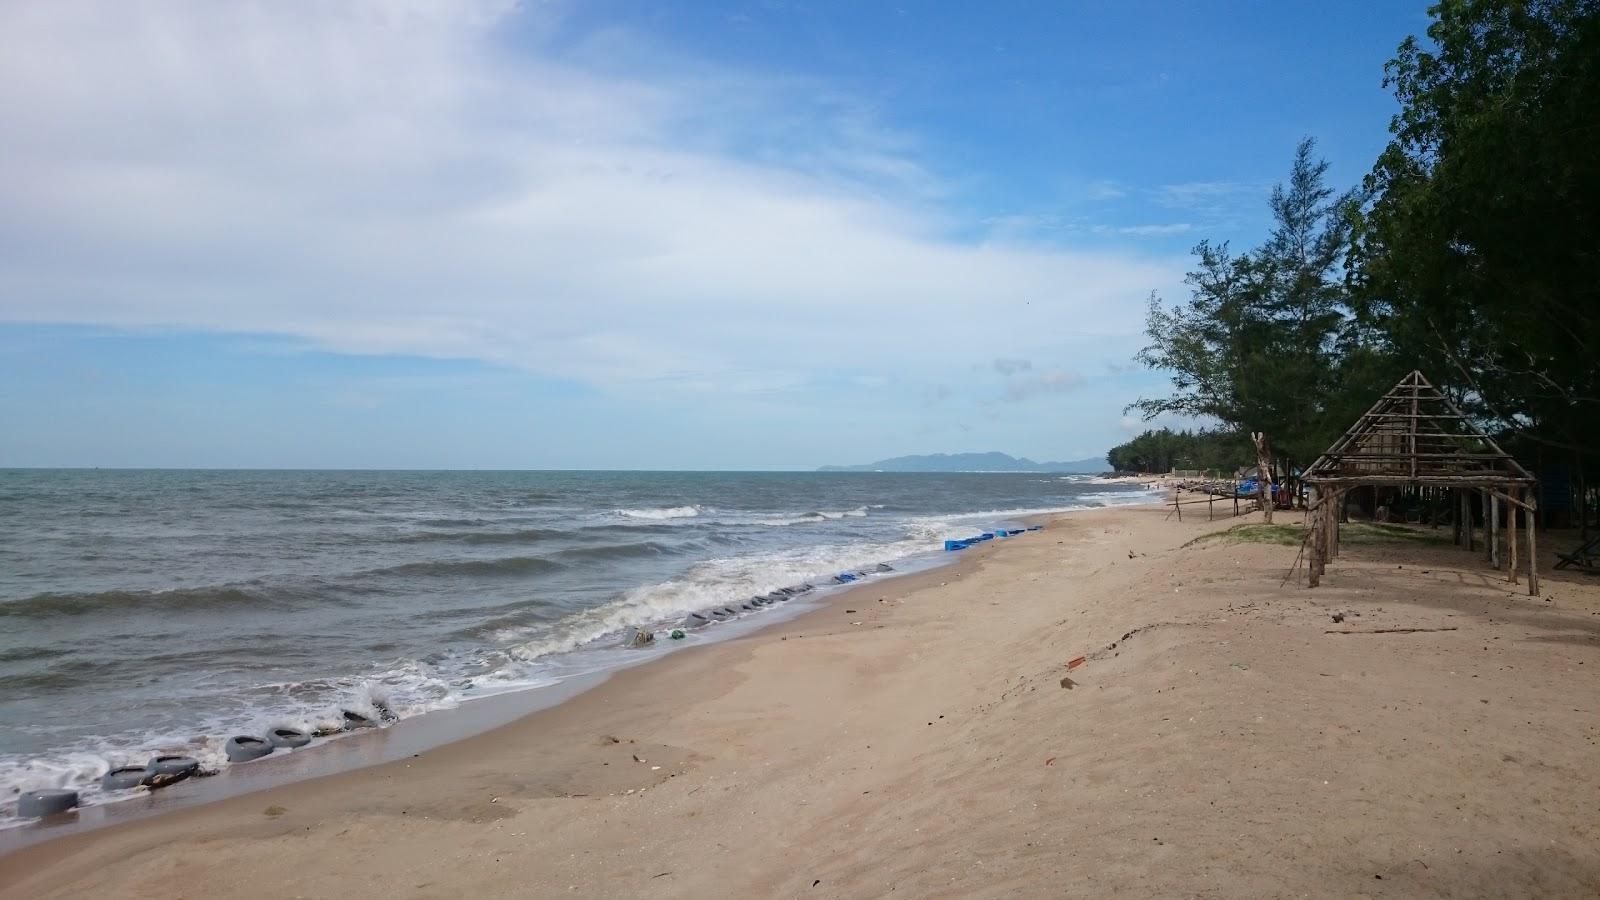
[817,451,1105,473]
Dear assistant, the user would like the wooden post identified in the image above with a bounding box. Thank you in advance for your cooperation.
[1251,431,1272,524]
[1326,491,1336,559]
[1309,494,1323,587]
[1481,490,1492,563]
[1528,494,1539,597]
[1507,490,1519,584]
[1490,494,1500,569]
[1452,489,1462,546]
[1326,493,1338,564]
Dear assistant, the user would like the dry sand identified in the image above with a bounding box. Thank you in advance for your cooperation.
[2,505,1597,898]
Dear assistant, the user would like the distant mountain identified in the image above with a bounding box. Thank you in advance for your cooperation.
[818,452,1105,473]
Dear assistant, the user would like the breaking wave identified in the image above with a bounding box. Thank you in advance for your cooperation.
[616,505,701,520]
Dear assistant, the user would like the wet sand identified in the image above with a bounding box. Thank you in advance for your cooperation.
[3,504,1598,898]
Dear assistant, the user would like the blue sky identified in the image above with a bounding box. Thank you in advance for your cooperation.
[0,1,1429,469]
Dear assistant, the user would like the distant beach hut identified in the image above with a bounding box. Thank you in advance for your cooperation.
[1301,370,1540,594]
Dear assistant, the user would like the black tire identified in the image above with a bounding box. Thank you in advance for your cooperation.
[680,613,711,628]
[267,727,312,749]
[764,592,787,603]
[146,755,200,778]
[18,789,78,818]
[341,710,376,730]
[225,735,274,763]
[875,563,894,573]
[100,766,149,791]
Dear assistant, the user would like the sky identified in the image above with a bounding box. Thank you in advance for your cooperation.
[0,0,1432,470]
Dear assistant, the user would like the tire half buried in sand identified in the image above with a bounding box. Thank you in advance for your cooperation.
[267,727,312,749]
[225,735,274,762]
[100,766,149,791]
[145,755,200,779]
[18,789,78,818]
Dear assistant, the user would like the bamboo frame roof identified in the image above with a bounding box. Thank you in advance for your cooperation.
[1302,370,1535,487]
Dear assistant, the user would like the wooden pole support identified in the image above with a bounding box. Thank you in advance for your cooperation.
[1507,489,1519,584]
[1528,493,1539,597]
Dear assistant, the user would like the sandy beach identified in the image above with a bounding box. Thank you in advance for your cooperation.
[3,503,1597,898]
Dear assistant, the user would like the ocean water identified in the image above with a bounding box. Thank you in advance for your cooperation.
[0,469,1153,820]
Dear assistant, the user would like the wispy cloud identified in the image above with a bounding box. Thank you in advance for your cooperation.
[0,0,1181,397]
[1113,223,1192,237]
[1001,370,1084,401]
[992,357,1033,375]
[1085,179,1127,201]
[1154,181,1254,207]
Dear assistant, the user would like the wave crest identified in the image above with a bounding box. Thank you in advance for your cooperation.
[616,505,700,520]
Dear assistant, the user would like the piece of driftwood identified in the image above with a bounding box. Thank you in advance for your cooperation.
[1324,627,1460,635]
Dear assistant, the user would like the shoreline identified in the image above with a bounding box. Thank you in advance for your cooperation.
[0,508,1070,855]
[2,477,1163,835]
[6,501,1596,897]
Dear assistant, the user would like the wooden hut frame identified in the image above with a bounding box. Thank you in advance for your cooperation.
[1301,371,1540,595]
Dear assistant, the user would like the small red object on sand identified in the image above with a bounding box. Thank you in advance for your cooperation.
[1066,656,1086,670]
[1044,757,1056,766]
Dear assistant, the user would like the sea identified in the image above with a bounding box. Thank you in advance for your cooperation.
[0,469,1155,823]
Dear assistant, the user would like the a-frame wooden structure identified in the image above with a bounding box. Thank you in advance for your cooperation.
[1302,371,1540,594]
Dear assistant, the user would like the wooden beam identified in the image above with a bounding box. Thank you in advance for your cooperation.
[1306,476,1534,487]
[1485,488,1537,511]
[1321,451,1516,460]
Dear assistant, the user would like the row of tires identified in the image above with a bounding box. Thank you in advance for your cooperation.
[16,752,210,818]
[15,710,389,819]
[664,564,897,636]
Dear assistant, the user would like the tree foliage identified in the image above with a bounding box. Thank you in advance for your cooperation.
[1106,428,1246,475]
[1350,0,1600,460]
[1130,0,1600,494]
[1130,139,1386,473]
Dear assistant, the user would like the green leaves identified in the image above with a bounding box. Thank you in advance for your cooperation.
[1357,0,1600,457]
[1132,139,1377,472]
[1133,0,1599,477]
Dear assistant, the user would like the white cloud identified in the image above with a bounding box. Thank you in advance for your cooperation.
[0,0,1182,394]
[1114,223,1192,237]
[1150,181,1268,222]
[1085,179,1127,201]
[1001,370,1084,402]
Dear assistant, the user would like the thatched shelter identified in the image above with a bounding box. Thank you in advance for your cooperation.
[1302,370,1540,594]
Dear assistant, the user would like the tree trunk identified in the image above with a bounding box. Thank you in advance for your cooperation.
[1251,431,1273,524]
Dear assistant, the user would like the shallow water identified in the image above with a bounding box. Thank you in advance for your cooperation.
[0,469,1153,819]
